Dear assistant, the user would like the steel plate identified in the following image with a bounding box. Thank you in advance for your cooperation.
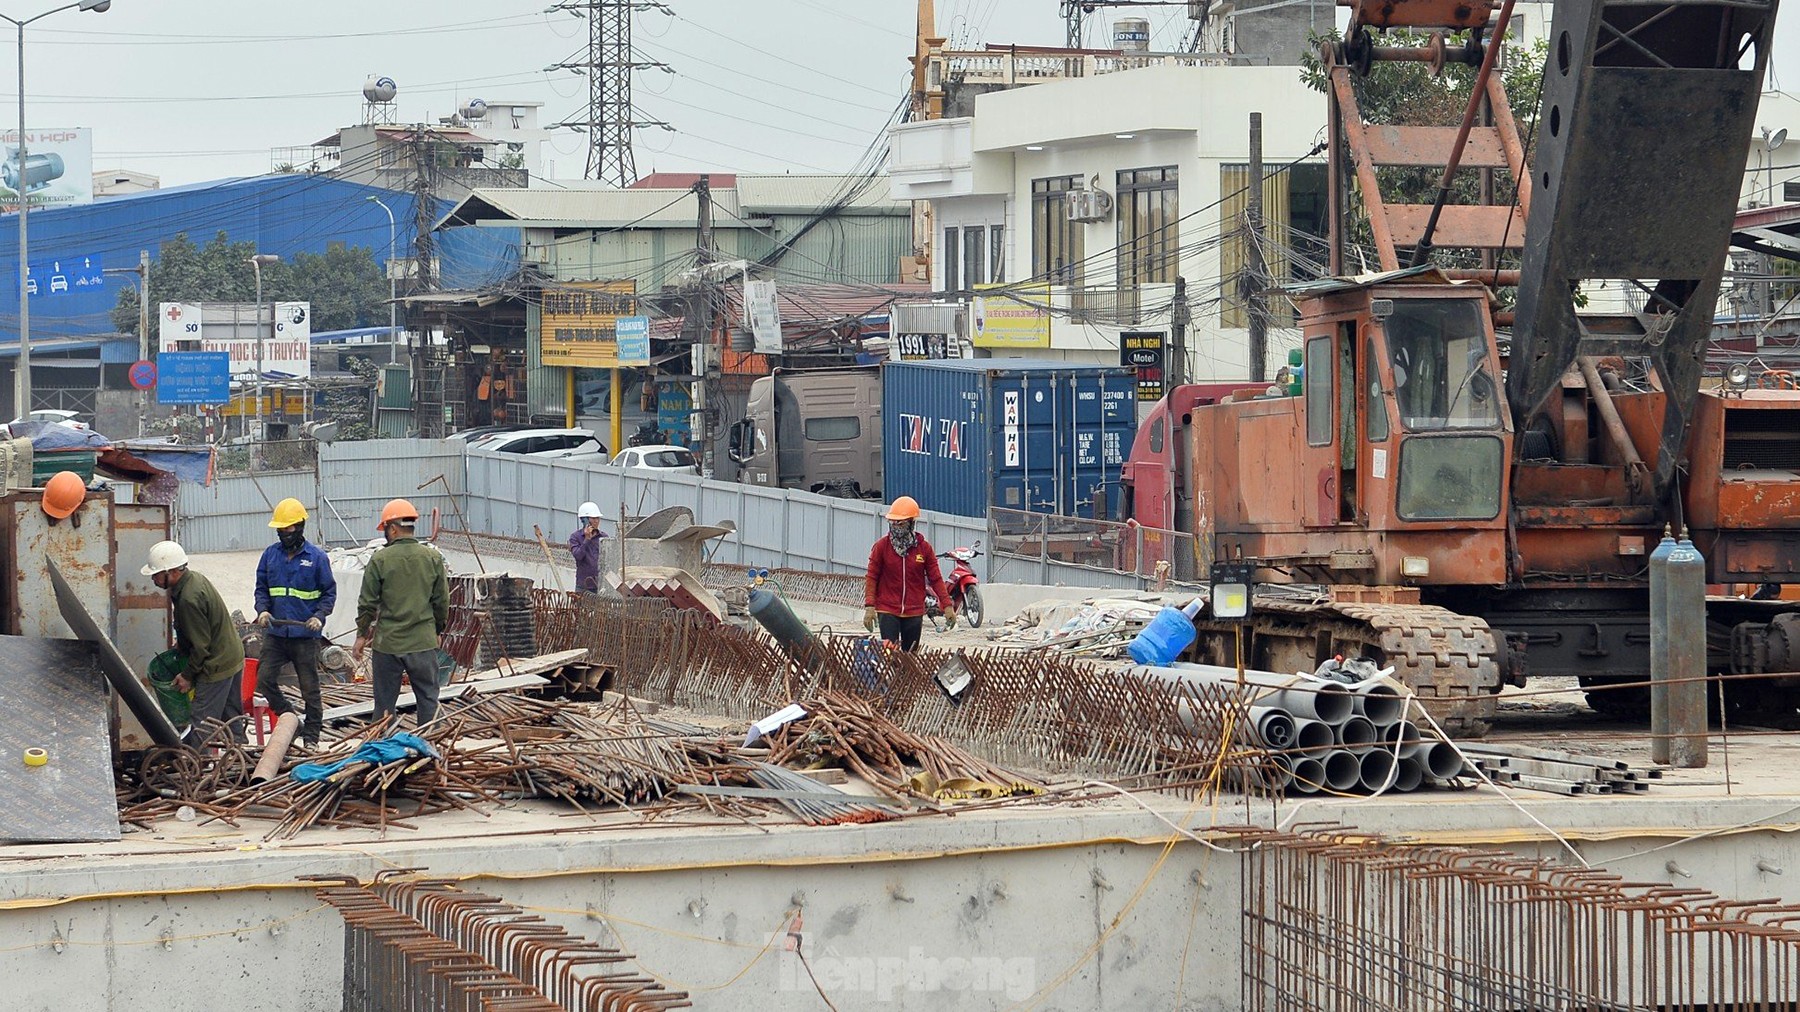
[0,636,121,843]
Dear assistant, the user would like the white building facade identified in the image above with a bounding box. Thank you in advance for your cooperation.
[888,63,1326,381]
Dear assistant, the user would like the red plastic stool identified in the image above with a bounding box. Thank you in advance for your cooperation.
[241,658,277,745]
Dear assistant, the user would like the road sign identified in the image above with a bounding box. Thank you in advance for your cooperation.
[28,255,103,298]
[155,352,231,405]
[615,315,650,366]
[128,360,156,391]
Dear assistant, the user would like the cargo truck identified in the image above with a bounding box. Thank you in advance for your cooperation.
[726,366,883,498]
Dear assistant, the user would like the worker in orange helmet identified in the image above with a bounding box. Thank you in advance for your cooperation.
[862,496,953,651]
[354,498,449,727]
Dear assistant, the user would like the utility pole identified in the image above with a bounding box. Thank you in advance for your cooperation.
[548,1,672,187]
[103,249,153,436]
[410,126,444,438]
[1245,112,1268,383]
[1170,275,1189,389]
[689,175,718,476]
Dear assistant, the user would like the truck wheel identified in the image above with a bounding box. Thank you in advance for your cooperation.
[962,587,984,628]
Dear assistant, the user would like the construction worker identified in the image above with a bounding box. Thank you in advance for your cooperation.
[253,498,337,749]
[568,501,608,594]
[353,499,450,728]
[143,540,246,744]
[863,496,954,652]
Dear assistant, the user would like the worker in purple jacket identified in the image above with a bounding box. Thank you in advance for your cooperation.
[568,501,608,594]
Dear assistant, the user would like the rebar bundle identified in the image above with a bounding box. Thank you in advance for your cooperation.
[1235,827,1800,1011]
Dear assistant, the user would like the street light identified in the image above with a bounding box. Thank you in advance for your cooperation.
[365,195,397,338]
[2,0,113,419]
[249,253,280,438]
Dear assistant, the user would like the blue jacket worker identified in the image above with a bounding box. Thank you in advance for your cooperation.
[254,498,337,748]
[568,501,608,594]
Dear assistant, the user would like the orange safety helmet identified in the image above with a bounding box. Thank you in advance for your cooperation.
[41,470,87,520]
[885,496,921,521]
[377,498,420,531]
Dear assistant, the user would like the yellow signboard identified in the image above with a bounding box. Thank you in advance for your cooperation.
[971,283,1052,348]
[540,280,638,368]
[220,392,308,417]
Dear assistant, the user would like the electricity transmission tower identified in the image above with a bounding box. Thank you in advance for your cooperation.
[549,1,673,186]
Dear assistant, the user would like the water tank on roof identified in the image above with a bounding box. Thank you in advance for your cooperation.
[462,98,488,121]
[1113,18,1151,52]
[363,75,398,103]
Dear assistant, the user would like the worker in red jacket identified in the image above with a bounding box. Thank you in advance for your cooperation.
[862,496,953,651]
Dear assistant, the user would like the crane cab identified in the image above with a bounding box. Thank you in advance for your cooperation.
[1197,273,1512,586]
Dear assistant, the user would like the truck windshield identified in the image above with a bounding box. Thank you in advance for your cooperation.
[1382,298,1500,431]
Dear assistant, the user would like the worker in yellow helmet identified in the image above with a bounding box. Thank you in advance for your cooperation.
[253,498,337,749]
[862,496,953,651]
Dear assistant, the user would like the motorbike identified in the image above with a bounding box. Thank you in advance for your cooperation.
[628,420,664,447]
[926,542,984,629]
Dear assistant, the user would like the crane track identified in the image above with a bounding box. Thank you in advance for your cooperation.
[1198,600,1503,737]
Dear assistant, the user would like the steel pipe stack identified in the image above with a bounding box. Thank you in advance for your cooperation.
[1137,662,1469,795]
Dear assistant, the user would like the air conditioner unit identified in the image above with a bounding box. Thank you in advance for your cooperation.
[1067,186,1114,223]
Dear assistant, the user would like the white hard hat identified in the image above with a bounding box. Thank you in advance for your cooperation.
[578,501,603,520]
[141,539,190,576]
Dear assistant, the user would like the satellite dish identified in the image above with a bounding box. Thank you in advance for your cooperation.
[462,98,488,121]
[362,75,398,104]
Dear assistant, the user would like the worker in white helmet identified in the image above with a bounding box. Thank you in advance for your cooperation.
[143,540,246,744]
[568,502,608,594]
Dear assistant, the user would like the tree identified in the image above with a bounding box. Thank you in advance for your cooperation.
[1301,30,1549,272]
[113,231,391,338]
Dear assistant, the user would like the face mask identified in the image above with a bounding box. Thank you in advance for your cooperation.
[278,523,305,552]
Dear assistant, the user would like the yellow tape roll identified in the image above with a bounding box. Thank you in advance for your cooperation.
[22,748,47,767]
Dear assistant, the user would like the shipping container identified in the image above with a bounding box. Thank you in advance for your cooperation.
[882,359,1138,520]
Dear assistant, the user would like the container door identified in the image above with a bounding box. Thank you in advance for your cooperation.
[1069,373,1138,520]
[988,373,1061,515]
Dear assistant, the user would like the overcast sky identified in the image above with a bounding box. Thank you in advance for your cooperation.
[19,1,1800,187]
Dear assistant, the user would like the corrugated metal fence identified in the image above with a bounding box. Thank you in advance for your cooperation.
[174,439,1165,589]
[173,439,466,553]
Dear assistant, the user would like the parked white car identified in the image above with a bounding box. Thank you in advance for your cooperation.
[10,409,89,431]
[472,428,608,460]
[611,445,699,474]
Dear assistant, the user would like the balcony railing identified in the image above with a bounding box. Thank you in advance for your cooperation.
[934,49,1259,87]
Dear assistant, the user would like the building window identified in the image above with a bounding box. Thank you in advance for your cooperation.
[1117,166,1179,287]
[990,224,1006,284]
[1219,163,1329,328]
[944,226,960,292]
[963,226,987,287]
[1785,181,1800,204]
[1032,176,1084,284]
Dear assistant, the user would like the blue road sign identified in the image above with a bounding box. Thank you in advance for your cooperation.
[156,352,231,405]
[27,254,103,298]
[615,315,650,366]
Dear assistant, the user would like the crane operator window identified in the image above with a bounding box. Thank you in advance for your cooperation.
[1382,299,1500,431]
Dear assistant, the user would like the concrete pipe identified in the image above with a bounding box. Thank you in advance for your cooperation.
[1382,719,1420,749]
[1259,754,1294,792]
[1140,664,1355,724]
[1289,756,1326,795]
[1294,718,1335,754]
[1337,716,1378,752]
[1392,755,1424,792]
[1322,749,1362,792]
[1354,685,1405,725]
[1250,706,1297,750]
[1414,740,1465,780]
[1358,749,1397,792]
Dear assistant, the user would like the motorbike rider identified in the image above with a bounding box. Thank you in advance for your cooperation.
[862,496,953,651]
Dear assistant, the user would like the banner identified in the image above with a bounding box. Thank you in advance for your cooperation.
[157,301,313,378]
[0,127,94,212]
[1119,331,1166,402]
[540,281,638,368]
[971,283,1051,349]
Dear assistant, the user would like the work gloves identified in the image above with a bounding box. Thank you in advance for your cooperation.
[863,606,877,632]
[255,611,272,626]
[944,606,958,630]
[305,617,324,633]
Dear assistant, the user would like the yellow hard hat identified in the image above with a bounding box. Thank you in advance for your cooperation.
[268,498,309,528]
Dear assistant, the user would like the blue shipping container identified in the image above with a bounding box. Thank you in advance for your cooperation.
[882,359,1138,520]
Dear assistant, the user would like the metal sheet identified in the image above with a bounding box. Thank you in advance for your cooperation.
[0,636,121,843]
[49,555,183,748]
[111,502,173,750]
